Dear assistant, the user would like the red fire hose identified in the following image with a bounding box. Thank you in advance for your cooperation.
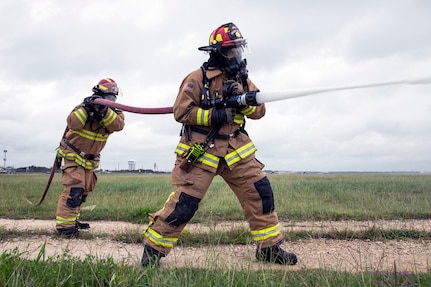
[93,98,173,114]
[33,126,69,206]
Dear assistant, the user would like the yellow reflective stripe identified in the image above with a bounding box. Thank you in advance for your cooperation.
[225,141,257,166]
[100,109,117,127]
[197,153,219,168]
[176,141,255,168]
[57,148,99,170]
[251,223,281,241]
[144,227,178,248]
[233,113,245,124]
[74,108,88,125]
[56,216,78,226]
[196,108,210,126]
[175,142,189,155]
[240,105,256,116]
[175,143,219,169]
[75,129,109,142]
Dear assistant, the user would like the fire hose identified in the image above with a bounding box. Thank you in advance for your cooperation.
[93,98,173,114]
[92,76,431,112]
[34,75,431,206]
[32,126,69,206]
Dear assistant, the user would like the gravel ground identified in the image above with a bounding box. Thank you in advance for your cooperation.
[1,218,430,272]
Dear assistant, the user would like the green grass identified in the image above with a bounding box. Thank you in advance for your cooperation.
[1,173,430,222]
[2,246,430,287]
[270,173,431,220]
[1,173,431,286]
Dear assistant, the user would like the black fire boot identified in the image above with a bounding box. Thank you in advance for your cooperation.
[256,241,298,265]
[57,227,79,238]
[141,245,165,267]
[76,221,90,229]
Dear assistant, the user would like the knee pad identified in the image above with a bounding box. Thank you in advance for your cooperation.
[165,192,201,226]
[254,176,275,214]
[81,194,88,203]
[67,187,85,208]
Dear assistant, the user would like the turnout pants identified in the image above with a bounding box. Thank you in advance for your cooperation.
[55,160,97,229]
[144,155,283,255]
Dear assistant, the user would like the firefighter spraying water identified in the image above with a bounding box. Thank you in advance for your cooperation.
[136,22,299,267]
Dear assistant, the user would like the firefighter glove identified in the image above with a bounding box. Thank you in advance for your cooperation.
[223,80,243,98]
[94,104,107,114]
[83,95,106,112]
[93,105,108,121]
[83,101,96,113]
[211,107,236,126]
[93,111,105,122]
[223,80,247,109]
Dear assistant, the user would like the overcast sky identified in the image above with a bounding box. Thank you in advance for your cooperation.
[1,0,430,172]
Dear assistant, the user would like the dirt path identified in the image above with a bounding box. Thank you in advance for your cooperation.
[1,218,430,272]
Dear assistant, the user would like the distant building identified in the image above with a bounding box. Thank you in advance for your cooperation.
[0,166,16,174]
[128,160,136,171]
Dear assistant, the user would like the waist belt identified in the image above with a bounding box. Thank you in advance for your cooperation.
[63,138,100,160]
[190,126,242,140]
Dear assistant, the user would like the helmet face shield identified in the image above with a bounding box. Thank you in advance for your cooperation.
[220,46,248,65]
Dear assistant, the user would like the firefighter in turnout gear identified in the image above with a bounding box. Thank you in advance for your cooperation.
[55,78,125,237]
[141,23,297,266]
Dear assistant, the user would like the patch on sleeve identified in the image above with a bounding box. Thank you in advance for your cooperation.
[183,82,194,92]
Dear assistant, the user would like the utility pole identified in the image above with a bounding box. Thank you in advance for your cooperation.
[3,150,6,168]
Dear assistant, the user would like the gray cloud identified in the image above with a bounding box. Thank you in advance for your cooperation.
[1,0,430,172]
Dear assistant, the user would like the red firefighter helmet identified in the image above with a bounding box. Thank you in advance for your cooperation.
[92,78,119,96]
[198,22,247,53]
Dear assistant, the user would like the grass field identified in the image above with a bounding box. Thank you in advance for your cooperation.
[1,173,431,286]
[1,173,431,222]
